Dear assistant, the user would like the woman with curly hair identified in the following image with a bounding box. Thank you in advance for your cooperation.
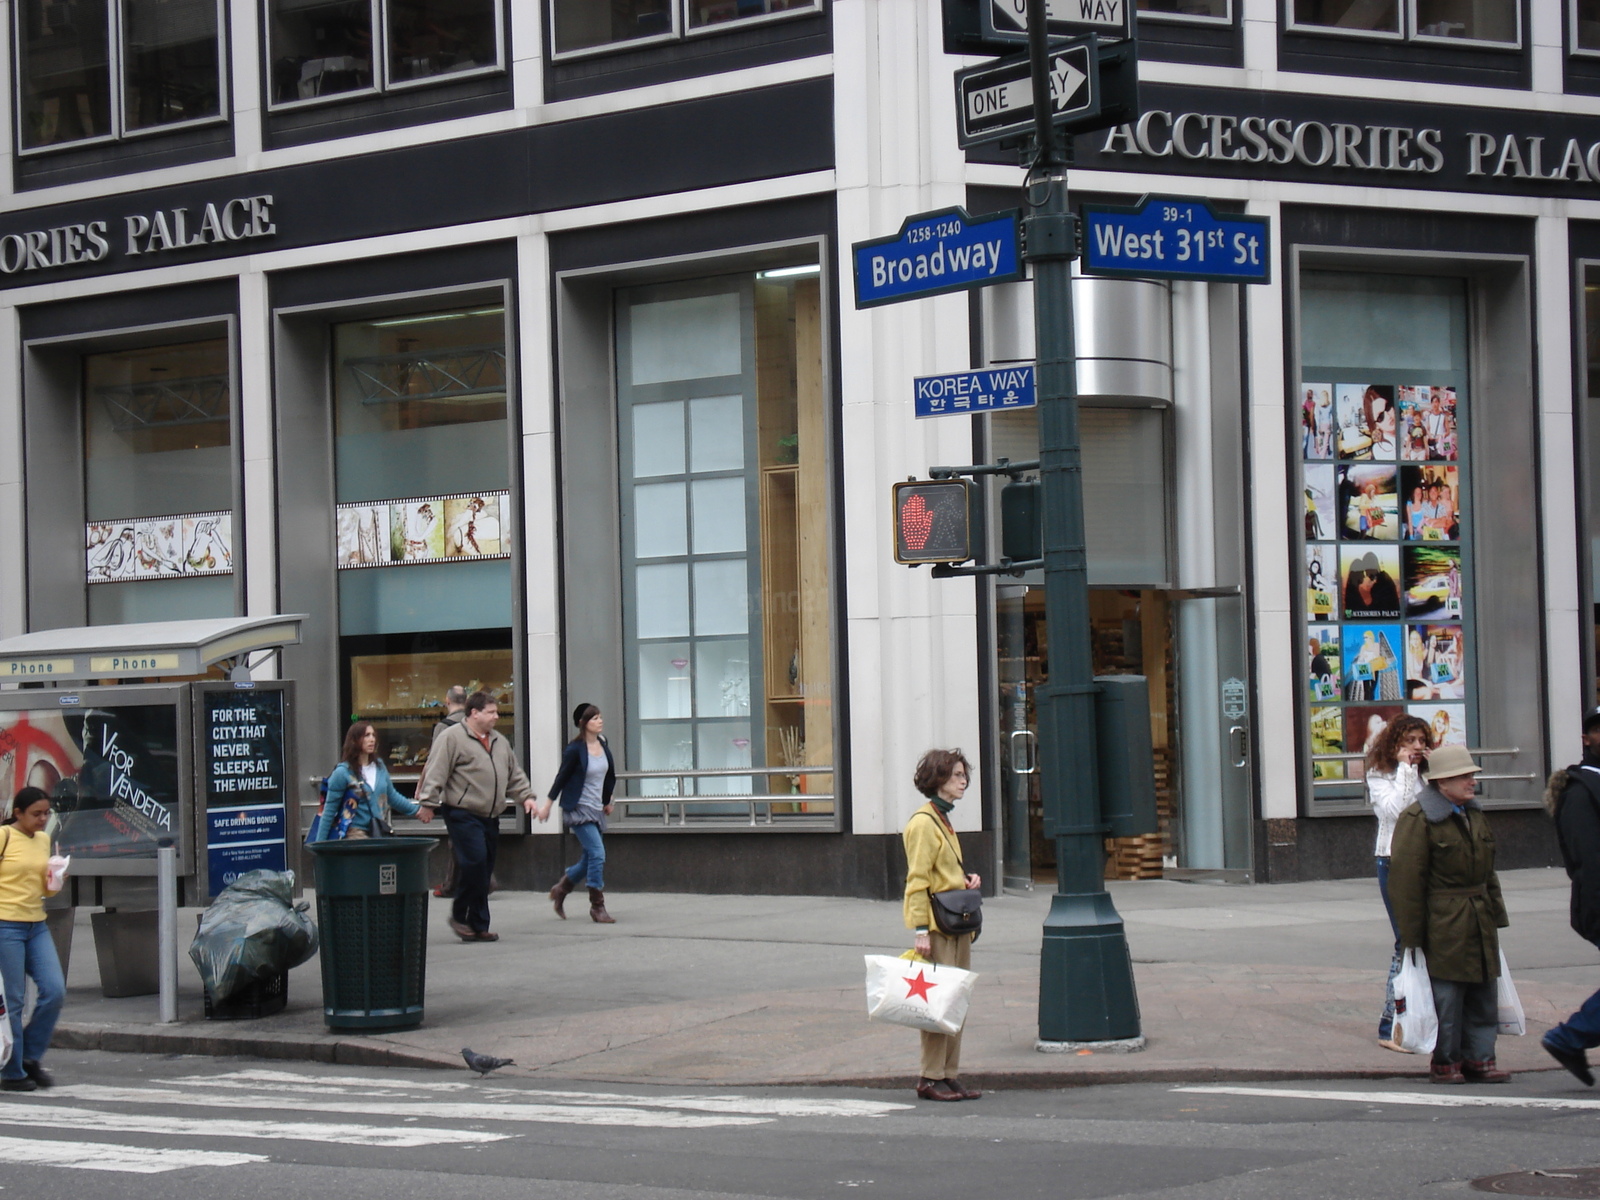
[903,748,982,1102]
[1367,714,1431,1051]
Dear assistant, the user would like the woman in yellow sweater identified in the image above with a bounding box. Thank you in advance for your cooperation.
[903,748,982,1102]
[0,788,66,1092]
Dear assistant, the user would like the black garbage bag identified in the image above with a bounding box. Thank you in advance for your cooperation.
[189,870,318,1002]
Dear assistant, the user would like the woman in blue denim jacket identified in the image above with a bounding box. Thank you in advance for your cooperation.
[314,721,431,841]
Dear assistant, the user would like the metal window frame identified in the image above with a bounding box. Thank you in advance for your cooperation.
[14,0,230,157]
[264,0,506,113]
[554,237,841,834]
[1576,260,1600,716]
[1283,0,1403,40]
[547,0,817,62]
[1136,0,1232,27]
[1571,0,1600,57]
[1407,0,1521,48]
[1283,0,1522,46]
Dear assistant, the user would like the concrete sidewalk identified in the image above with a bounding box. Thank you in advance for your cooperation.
[50,867,1600,1089]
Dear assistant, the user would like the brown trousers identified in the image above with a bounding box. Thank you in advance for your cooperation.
[919,929,973,1080]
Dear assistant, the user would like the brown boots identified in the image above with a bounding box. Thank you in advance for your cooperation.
[549,874,575,919]
[1431,1058,1511,1084]
[589,888,615,924]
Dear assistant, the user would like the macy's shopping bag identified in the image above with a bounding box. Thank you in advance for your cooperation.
[1497,949,1526,1036]
[864,952,978,1036]
[1393,947,1438,1055]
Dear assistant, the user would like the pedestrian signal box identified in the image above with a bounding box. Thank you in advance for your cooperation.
[893,479,974,564]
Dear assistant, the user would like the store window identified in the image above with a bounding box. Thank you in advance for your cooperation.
[267,0,501,108]
[550,0,819,58]
[1576,0,1600,53]
[611,269,832,819]
[1138,0,1229,21]
[1296,272,1472,802]
[1584,265,1600,702]
[15,0,224,151]
[332,304,514,784]
[83,337,235,624]
[1287,0,1517,43]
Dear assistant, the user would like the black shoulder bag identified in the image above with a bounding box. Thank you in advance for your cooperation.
[922,813,982,939]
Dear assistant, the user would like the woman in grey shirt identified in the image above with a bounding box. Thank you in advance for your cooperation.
[538,704,617,923]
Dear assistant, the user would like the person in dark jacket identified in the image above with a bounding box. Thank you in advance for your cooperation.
[1541,711,1600,1086]
[1389,744,1512,1085]
[536,704,617,923]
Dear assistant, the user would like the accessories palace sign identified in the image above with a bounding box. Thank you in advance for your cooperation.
[1070,83,1600,195]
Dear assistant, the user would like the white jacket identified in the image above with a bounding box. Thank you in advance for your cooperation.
[1367,762,1421,857]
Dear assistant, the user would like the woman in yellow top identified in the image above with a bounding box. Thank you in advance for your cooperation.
[903,748,982,1102]
[0,788,66,1091]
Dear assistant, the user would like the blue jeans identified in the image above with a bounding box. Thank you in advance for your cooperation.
[564,821,605,891]
[442,807,498,934]
[1545,942,1600,1054]
[0,919,65,1080]
[1376,857,1402,1039]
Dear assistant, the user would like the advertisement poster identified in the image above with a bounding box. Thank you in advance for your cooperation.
[86,511,232,583]
[202,689,287,896]
[1338,464,1399,541]
[336,491,510,569]
[0,706,180,861]
[1335,384,1397,461]
[1299,376,1469,793]
[1340,545,1402,620]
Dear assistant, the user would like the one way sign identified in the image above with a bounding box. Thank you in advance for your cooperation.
[954,40,1097,149]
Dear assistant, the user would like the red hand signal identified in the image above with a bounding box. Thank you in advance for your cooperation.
[901,494,933,551]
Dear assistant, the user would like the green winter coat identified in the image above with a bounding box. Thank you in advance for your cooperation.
[1389,784,1509,984]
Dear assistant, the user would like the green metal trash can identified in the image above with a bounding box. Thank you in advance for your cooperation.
[307,837,431,1031]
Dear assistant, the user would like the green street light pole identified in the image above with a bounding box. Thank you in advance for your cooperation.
[1023,3,1142,1045]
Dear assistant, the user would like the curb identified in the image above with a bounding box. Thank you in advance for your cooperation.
[52,1023,459,1072]
[52,1022,1565,1089]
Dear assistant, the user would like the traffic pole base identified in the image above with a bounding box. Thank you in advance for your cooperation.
[1036,1035,1146,1054]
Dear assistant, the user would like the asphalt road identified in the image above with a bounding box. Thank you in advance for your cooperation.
[4,1050,1600,1199]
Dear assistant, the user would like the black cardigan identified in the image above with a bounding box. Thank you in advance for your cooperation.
[548,737,616,811]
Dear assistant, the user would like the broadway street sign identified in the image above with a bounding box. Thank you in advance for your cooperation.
[981,0,1132,44]
[955,42,1096,149]
[1080,195,1272,284]
[852,207,1023,308]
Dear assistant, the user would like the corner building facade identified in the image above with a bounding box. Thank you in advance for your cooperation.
[0,0,1590,892]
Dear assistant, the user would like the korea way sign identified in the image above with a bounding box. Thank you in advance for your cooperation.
[955,42,1095,149]
[1080,195,1272,285]
[914,364,1036,418]
[853,207,1022,308]
[982,0,1131,43]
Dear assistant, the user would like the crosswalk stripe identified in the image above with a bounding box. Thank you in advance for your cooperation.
[0,1100,514,1147]
[172,1070,914,1118]
[53,1085,773,1129]
[0,1134,266,1174]
[1173,1085,1600,1111]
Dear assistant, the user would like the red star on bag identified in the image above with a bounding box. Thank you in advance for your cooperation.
[903,969,937,1001]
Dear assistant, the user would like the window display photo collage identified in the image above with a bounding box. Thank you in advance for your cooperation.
[1300,382,1468,783]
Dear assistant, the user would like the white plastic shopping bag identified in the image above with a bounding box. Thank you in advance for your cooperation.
[0,959,11,1067]
[1393,947,1438,1054]
[864,953,978,1036]
[1496,949,1526,1036]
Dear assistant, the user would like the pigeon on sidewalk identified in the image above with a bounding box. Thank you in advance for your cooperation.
[462,1047,514,1077]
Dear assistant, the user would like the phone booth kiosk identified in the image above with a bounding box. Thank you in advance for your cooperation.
[0,615,304,996]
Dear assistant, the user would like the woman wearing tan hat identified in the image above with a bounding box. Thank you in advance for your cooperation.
[1389,744,1512,1084]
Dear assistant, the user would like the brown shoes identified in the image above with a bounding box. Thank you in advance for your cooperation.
[1429,1061,1466,1084]
[589,888,616,924]
[1462,1058,1511,1083]
[916,1078,962,1101]
[946,1078,982,1100]
[474,931,500,942]
[550,875,576,919]
[447,918,477,943]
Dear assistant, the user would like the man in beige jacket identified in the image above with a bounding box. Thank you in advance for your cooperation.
[416,691,536,942]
